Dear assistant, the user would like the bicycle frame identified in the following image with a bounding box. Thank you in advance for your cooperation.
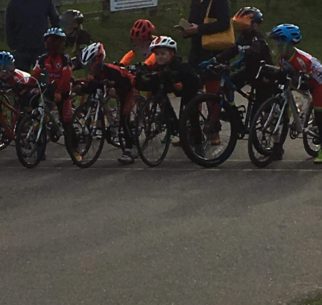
[24,76,63,143]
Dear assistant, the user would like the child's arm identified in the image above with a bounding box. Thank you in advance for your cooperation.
[144,53,156,66]
[55,65,72,97]
[120,50,136,66]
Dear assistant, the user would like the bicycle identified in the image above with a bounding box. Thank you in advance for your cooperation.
[248,64,317,167]
[15,76,70,168]
[135,71,181,167]
[70,79,143,168]
[0,86,20,150]
[179,63,265,168]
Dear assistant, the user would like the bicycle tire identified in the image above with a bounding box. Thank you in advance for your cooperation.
[303,104,319,157]
[179,94,238,168]
[69,102,105,168]
[248,96,289,168]
[135,97,171,167]
[15,114,47,168]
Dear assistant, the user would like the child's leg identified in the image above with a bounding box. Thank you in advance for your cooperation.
[120,93,135,150]
[205,80,220,124]
[58,97,77,152]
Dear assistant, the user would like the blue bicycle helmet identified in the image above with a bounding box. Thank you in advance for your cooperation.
[43,27,66,39]
[270,24,302,44]
[0,51,15,71]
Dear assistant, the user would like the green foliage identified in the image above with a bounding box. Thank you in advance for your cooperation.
[63,0,322,61]
[0,0,320,61]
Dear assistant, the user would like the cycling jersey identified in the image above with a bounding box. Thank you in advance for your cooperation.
[31,53,73,123]
[284,48,322,109]
[217,28,272,80]
[32,53,72,95]
[287,48,322,85]
[2,69,31,88]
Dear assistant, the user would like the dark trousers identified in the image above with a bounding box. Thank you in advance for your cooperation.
[14,49,43,72]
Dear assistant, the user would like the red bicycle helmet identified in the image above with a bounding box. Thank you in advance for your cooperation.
[130,19,155,42]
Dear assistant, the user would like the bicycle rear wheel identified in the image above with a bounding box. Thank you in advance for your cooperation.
[70,102,105,168]
[303,104,320,157]
[179,94,238,167]
[248,96,289,168]
[15,113,47,168]
[135,97,171,167]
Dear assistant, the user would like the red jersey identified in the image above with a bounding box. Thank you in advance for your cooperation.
[284,48,322,86]
[2,69,31,88]
[283,48,322,109]
[31,53,72,94]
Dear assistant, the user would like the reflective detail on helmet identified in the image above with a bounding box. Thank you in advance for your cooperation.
[44,27,66,39]
[149,36,177,52]
[270,24,302,44]
[80,42,106,65]
[0,51,15,71]
[61,9,84,24]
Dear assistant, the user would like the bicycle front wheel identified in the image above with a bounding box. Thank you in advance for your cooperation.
[248,96,289,168]
[135,97,171,167]
[70,102,105,168]
[15,114,47,168]
[179,94,238,167]
[303,104,320,157]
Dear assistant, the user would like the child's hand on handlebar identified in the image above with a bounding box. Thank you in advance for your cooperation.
[198,57,217,70]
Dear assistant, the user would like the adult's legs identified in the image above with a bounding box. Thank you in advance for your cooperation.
[14,49,43,72]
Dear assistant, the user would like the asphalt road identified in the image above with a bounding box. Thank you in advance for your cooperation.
[1,93,322,305]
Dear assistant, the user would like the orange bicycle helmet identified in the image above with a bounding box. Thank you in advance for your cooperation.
[233,7,263,29]
[130,19,155,42]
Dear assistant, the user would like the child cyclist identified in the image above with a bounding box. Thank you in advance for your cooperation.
[199,7,273,144]
[30,27,76,157]
[60,9,92,57]
[78,42,136,164]
[0,51,31,92]
[136,35,200,136]
[0,51,32,141]
[269,24,322,163]
[119,19,156,67]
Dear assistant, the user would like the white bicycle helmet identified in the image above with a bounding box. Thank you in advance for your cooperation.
[43,27,66,39]
[80,42,106,65]
[149,36,177,52]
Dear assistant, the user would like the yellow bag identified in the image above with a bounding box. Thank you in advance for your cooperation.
[201,0,235,51]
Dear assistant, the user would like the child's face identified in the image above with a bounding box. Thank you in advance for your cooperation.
[0,69,14,81]
[45,36,65,55]
[61,17,78,35]
[154,47,175,65]
[87,56,103,78]
[274,39,294,58]
[235,21,260,33]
